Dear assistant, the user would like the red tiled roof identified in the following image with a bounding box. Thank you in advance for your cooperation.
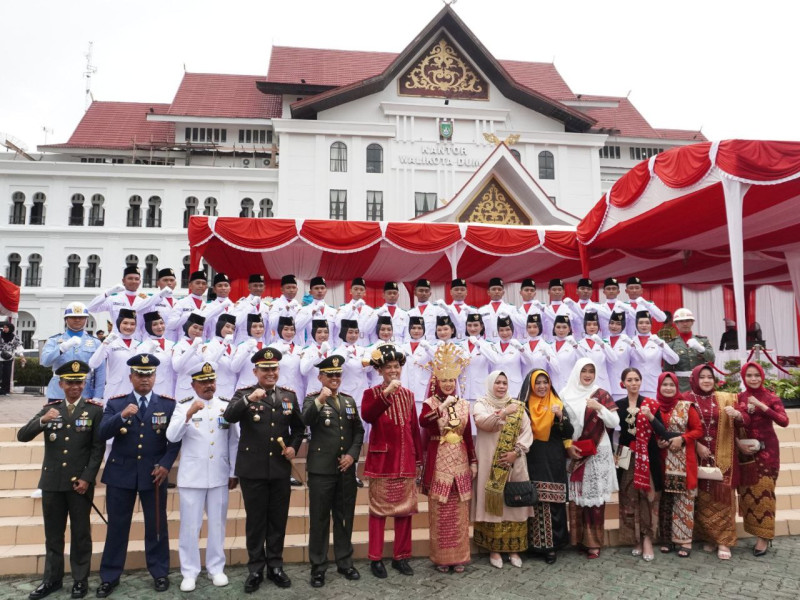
[654,128,707,142]
[168,72,281,119]
[498,60,575,101]
[42,101,175,150]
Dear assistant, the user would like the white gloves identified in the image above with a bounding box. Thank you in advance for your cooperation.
[510,339,523,350]
[653,335,665,347]
[106,284,126,296]
[566,335,577,347]
[103,332,118,345]
[687,338,705,353]
[355,298,366,308]
[319,341,330,355]
[223,334,234,345]
[563,297,575,306]
[592,334,604,344]
[420,340,432,350]
[157,286,172,299]
[435,299,447,308]
[59,337,82,352]
[468,336,479,345]
[376,306,389,316]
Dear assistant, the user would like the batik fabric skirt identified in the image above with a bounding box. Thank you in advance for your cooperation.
[428,485,471,566]
[617,464,660,545]
[739,475,777,539]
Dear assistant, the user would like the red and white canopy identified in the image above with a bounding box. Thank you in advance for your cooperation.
[189,218,580,284]
[0,276,20,318]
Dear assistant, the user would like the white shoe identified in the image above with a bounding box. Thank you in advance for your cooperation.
[31,489,42,499]
[509,554,522,568]
[180,578,196,592]
[209,573,228,587]
[489,555,503,569]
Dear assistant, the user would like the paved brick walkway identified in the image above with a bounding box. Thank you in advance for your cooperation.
[0,393,47,424]
[3,538,800,600]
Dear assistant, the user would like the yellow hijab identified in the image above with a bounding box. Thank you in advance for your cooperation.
[525,369,564,442]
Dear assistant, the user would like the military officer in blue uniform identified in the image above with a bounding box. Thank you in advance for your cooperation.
[18,361,105,600]
[224,347,304,592]
[41,303,106,402]
[96,354,180,597]
[303,355,364,588]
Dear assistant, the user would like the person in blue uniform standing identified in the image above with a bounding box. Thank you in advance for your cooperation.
[40,303,106,402]
[95,354,180,597]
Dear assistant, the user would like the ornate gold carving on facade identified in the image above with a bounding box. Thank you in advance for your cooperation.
[483,133,520,146]
[399,36,489,100]
[458,178,531,225]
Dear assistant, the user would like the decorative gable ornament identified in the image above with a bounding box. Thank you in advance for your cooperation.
[399,36,489,100]
[458,178,531,225]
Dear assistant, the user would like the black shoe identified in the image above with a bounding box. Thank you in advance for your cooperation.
[545,552,557,565]
[391,559,414,576]
[71,581,88,599]
[370,560,387,579]
[243,573,263,594]
[29,581,62,600]
[95,580,118,598]
[355,476,364,488]
[310,572,325,588]
[337,566,361,580]
[266,567,291,588]
[167,482,176,489]
[153,577,169,592]
[290,477,303,487]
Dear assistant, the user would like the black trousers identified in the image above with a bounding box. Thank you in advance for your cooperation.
[308,471,357,573]
[239,477,291,573]
[41,488,94,583]
[99,485,170,582]
[0,359,12,394]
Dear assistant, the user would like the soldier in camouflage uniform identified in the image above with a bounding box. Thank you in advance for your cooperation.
[663,307,715,392]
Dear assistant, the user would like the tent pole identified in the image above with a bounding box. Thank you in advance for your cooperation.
[579,243,591,279]
[722,178,749,358]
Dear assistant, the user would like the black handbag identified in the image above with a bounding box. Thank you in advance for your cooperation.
[503,481,538,507]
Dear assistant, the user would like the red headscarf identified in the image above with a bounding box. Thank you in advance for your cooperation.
[656,372,683,412]
[688,364,716,399]
[740,361,772,402]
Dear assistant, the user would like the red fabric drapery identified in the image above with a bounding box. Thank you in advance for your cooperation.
[609,161,651,208]
[716,140,800,181]
[0,276,21,317]
[653,142,712,188]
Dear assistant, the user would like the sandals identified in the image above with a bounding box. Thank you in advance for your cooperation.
[677,545,692,558]
[660,543,675,554]
[631,547,643,557]
[717,548,732,560]
[586,548,600,559]
[435,565,449,573]
[453,565,465,574]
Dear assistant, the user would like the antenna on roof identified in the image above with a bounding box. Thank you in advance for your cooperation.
[41,126,53,145]
[183,63,186,72]
[626,89,632,98]
[84,42,97,111]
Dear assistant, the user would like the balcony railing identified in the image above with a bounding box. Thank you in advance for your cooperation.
[64,276,81,287]
[146,217,162,228]
[68,216,84,226]
[29,215,45,225]
[8,215,25,225]
[24,276,42,287]
[84,276,101,288]
[126,214,142,227]
[88,218,105,226]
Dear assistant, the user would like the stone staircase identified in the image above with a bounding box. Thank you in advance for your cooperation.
[1,410,800,576]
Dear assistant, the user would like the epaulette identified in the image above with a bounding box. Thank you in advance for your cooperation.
[109,394,127,400]
[235,385,254,392]
[44,399,63,406]
[179,397,194,404]
[218,396,230,403]
[277,385,295,394]
[86,399,104,407]
[160,394,176,402]
[695,334,709,339]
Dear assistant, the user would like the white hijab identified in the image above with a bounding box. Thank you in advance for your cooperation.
[559,357,599,435]
[482,370,512,410]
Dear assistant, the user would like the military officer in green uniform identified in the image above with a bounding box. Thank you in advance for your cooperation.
[663,307,716,392]
[17,361,105,600]
[224,347,304,593]
[303,355,364,588]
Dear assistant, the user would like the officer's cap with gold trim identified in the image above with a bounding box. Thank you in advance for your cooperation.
[55,360,90,381]
[127,353,160,374]
[315,355,344,374]
[251,347,282,367]
[63,302,89,318]
[191,362,217,381]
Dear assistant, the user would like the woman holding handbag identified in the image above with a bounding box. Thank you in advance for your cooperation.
[616,367,677,562]
[736,361,789,556]
[655,372,703,558]
[520,369,573,565]
[561,358,619,559]
[686,364,746,560]
[472,371,534,569]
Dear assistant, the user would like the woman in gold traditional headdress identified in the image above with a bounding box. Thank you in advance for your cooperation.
[471,371,534,569]
[419,344,476,573]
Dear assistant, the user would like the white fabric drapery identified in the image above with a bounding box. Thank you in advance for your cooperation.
[682,286,726,354]
[755,285,799,356]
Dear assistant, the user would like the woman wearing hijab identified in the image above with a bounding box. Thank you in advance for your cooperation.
[655,372,703,557]
[629,311,679,398]
[270,316,305,396]
[138,311,176,398]
[202,313,238,398]
[617,367,677,562]
[171,311,208,400]
[0,322,24,395]
[561,358,619,559]
[88,308,141,401]
[737,361,789,556]
[472,371,533,568]
[419,345,476,573]
[550,315,579,393]
[520,369,573,564]
[230,313,268,389]
[685,364,745,560]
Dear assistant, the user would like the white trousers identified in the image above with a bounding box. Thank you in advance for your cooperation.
[178,485,229,579]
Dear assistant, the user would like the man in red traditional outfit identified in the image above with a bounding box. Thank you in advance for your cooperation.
[361,344,423,579]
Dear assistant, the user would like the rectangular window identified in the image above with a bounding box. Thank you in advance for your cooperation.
[329,189,347,220]
[221,130,227,143]
[238,130,245,143]
[366,191,383,221]
[414,192,437,217]
[185,127,191,141]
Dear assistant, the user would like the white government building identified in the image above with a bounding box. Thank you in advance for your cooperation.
[1,6,706,346]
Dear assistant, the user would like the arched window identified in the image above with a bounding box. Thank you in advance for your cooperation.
[239,198,255,218]
[203,197,218,216]
[330,142,347,172]
[65,254,81,287]
[125,254,139,270]
[146,196,162,228]
[26,253,42,287]
[89,194,105,226]
[184,196,198,227]
[180,256,191,288]
[69,194,85,226]
[538,150,555,180]
[510,148,521,163]
[366,143,383,173]
[6,253,21,285]
[30,192,46,225]
[85,254,101,287]
[258,198,273,218]
[202,259,216,284]
[143,254,159,287]
[127,195,142,227]
[9,192,25,225]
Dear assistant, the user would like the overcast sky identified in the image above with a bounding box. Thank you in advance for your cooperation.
[1,0,797,151]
